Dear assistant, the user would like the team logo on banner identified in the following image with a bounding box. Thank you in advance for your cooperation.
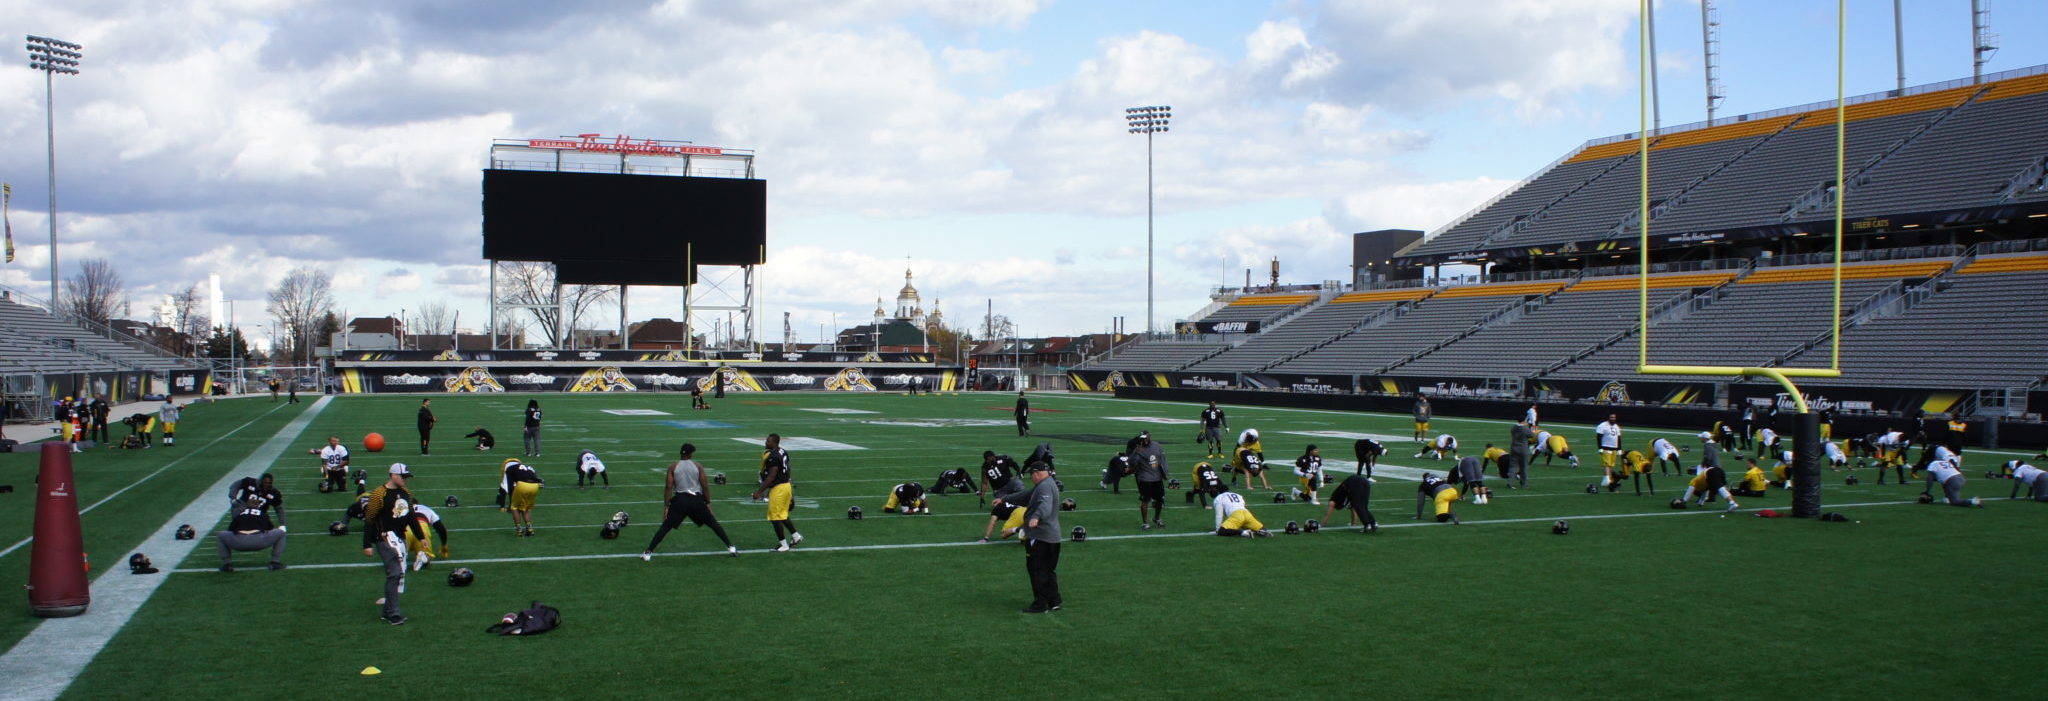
[444,367,506,393]
[432,349,461,361]
[824,367,877,391]
[638,349,689,362]
[856,352,882,363]
[1105,371,1131,388]
[1596,381,1630,403]
[568,366,637,392]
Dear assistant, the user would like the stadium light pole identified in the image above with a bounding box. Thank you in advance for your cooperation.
[27,35,82,312]
[1125,105,1170,335]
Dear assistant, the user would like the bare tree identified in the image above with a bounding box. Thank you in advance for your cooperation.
[496,262,617,347]
[170,283,210,345]
[266,267,334,365]
[63,258,128,325]
[416,301,454,335]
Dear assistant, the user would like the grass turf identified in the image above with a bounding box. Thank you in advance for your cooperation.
[3,391,2041,699]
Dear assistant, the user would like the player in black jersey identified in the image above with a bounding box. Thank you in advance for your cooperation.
[1321,473,1377,532]
[1186,461,1224,507]
[933,467,976,494]
[978,450,1020,506]
[885,482,929,514]
[1102,451,1133,494]
[752,434,802,551]
[1352,438,1385,477]
[1414,472,1462,524]
[1198,401,1228,458]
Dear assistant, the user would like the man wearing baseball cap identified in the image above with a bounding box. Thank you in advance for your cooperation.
[362,463,416,625]
[1019,460,1063,613]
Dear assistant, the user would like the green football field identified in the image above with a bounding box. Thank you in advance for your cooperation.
[1,391,2043,700]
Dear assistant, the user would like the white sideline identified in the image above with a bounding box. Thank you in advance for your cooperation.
[167,497,1923,573]
[0,402,291,562]
[0,396,331,701]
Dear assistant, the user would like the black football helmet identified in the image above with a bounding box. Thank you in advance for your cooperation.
[1271,492,1287,504]
[448,567,475,587]
[612,511,630,526]
[1059,498,1076,511]
[1167,478,1181,490]
[600,520,622,539]
[1284,521,1301,535]
[1844,474,1859,485]
[174,525,196,540]
[1552,520,1570,535]
[712,472,728,485]
[445,495,460,508]
[128,553,158,574]
[1303,519,1321,533]
[847,505,863,520]
[328,520,347,536]
[1070,525,1087,541]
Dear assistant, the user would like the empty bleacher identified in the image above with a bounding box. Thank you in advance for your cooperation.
[1388,271,1736,378]
[1840,84,2048,220]
[1510,132,1777,247]
[1403,157,1625,257]
[1193,293,1318,326]
[1270,282,1565,375]
[1544,260,1950,380]
[0,297,196,373]
[1185,289,1432,372]
[1078,340,1227,371]
[1781,254,2048,387]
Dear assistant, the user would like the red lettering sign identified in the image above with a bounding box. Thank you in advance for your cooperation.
[523,134,724,157]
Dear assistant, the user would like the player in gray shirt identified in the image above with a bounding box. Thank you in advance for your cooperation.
[1019,462,1063,613]
[1130,432,1169,530]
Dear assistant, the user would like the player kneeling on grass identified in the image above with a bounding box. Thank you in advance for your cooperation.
[1321,474,1377,532]
[1233,429,1271,490]
[575,449,609,489]
[1293,445,1324,505]
[1920,458,1982,508]
[1211,485,1272,538]
[1413,472,1461,524]
[1676,460,1740,512]
[1186,461,1224,507]
[933,467,976,495]
[643,443,739,559]
[1416,433,1459,461]
[497,458,545,537]
[2002,461,2048,501]
[312,436,351,493]
[1602,450,1656,496]
[1731,459,1771,498]
[1536,430,1579,468]
[886,482,930,514]
[1352,438,1385,477]
[403,504,450,571]
[465,426,495,451]
[1448,455,1491,504]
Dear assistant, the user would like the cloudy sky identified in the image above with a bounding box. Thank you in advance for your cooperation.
[3,0,2045,346]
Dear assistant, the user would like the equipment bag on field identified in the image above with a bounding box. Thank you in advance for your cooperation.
[486,601,562,636]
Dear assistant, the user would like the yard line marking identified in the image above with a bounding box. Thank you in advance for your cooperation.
[729,436,866,451]
[168,497,1924,573]
[0,396,332,701]
[0,401,292,562]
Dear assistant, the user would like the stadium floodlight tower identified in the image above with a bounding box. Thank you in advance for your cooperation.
[1125,105,1170,335]
[27,34,82,312]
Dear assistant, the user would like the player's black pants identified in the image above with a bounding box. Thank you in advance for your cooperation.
[1016,416,1029,436]
[646,492,732,551]
[418,427,432,454]
[323,468,348,493]
[1025,538,1062,610]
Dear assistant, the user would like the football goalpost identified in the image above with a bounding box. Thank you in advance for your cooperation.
[1634,0,1847,517]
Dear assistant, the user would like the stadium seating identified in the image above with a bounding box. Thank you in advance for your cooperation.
[1184,289,1432,372]
[0,298,195,373]
[1779,254,2048,388]
[1078,340,1227,371]
[1193,293,1318,326]
[1271,282,1564,374]
[1838,89,2048,220]
[1387,272,1735,378]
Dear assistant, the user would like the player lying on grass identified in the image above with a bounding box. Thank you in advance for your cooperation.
[1233,429,1272,489]
[1321,473,1377,532]
[497,458,545,537]
[2001,461,2048,501]
[1535,430,1579,467]
[575,449,609,489]
[885,482,929,514]
[1601,449,1655,495]
[1211,485,1272,537]
[933,467,976,494]
[1416,433,1459,461]
[1448,454,1491,504]
[1920,458,1983,507]
[1353,438,1384,477]
[1292,445,1324,505]
[1414,472,1461,524]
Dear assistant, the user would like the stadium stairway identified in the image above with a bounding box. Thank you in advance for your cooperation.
[1184,288,1426,373]
[1269,280,1571,376]
[1770,252,2048,388]
[1388,270,1739,380]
